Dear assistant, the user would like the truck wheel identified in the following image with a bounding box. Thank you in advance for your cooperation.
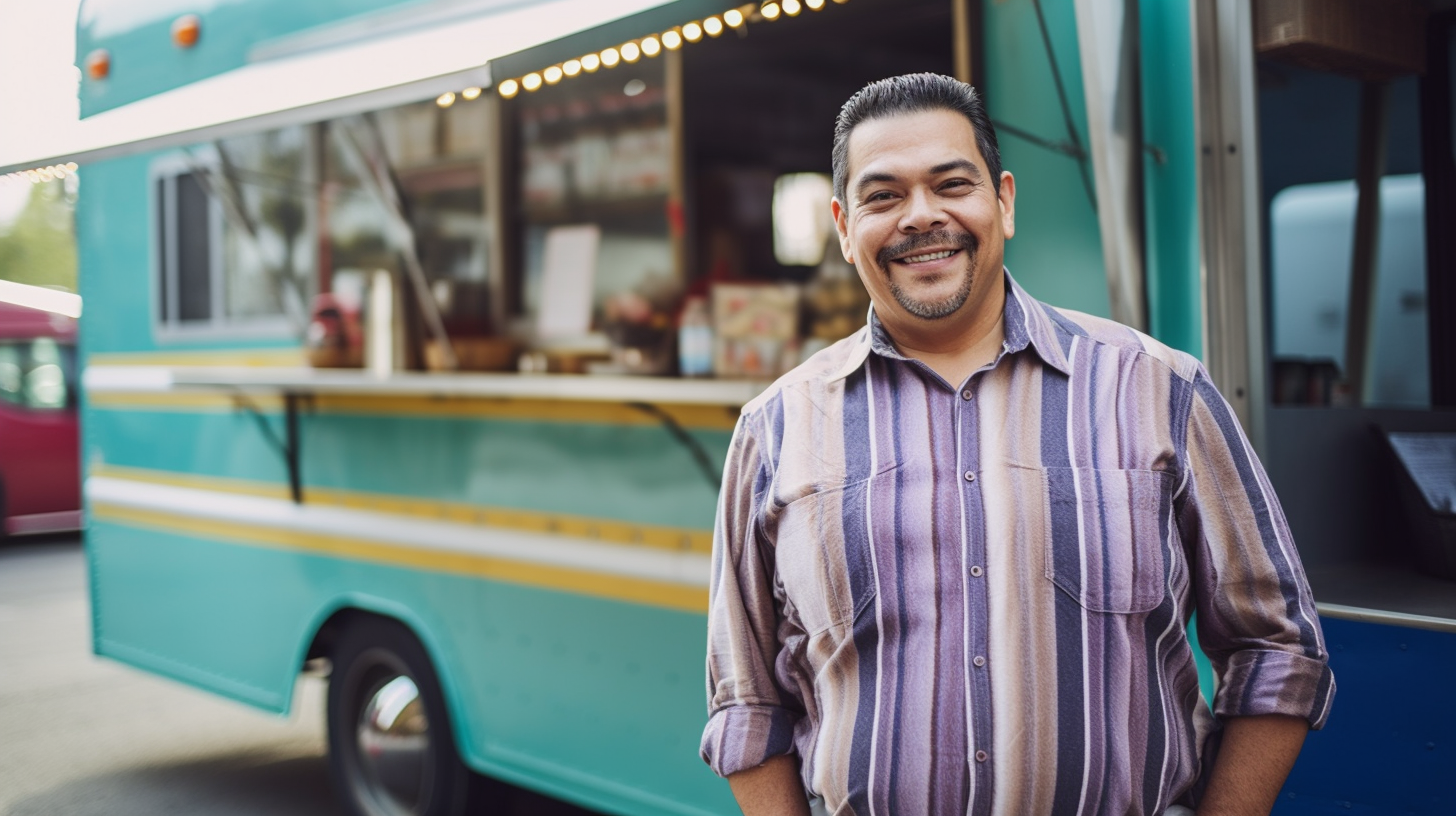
[327,617,480,816]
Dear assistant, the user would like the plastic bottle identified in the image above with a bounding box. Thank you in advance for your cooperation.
[678,296,713,378]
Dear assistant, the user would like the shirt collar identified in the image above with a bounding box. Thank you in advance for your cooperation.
[828,268,1073,381]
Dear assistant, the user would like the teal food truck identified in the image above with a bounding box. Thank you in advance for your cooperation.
[2,0,1453,813]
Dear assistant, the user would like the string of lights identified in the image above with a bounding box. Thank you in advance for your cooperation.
[434,0,849,108]
[2,163,80,186]
[6,1,853,179]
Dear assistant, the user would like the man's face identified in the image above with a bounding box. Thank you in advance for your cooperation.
[832,109,1015,328]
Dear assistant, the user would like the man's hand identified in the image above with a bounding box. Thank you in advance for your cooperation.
[727,754,812,816]
[1198,714,1309,816]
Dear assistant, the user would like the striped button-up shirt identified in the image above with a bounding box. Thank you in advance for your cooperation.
[701,272,1334,816]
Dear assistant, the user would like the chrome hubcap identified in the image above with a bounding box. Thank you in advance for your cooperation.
[355,674,433,815]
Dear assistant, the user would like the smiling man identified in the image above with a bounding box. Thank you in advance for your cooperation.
[700,74,1333,816]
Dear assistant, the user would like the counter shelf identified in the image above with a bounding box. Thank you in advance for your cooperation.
[90,366,769,505]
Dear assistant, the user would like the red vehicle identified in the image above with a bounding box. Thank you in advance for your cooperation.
[0,300,80,537]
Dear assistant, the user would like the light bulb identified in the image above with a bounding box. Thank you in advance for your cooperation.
[436,91,456,107]
[783,0,801,14]
[544,65,563,83]
[641,35,661,56]
[620,41,641,62]
[724,8,745,26]
[704,16,724,36]
[498,79,520,98]
[581,53,601,71]
[683,21,703,41]
[601,47,620,67]
[762,3,781,20]
[462,86,482,100]
[662,30,682,49]
[522,72,543,91]
[563,59,582,76]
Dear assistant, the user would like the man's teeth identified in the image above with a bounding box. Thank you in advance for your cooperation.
[901,249,956,263]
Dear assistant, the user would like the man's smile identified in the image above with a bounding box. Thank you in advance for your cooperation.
[895,248,961,265]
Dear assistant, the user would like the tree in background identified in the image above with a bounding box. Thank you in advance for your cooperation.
[0,178,78,292]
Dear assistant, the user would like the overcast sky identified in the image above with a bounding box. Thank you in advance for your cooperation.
[0,0,83,228]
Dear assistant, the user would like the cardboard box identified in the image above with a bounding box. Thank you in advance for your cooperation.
[1254,0,1427,80]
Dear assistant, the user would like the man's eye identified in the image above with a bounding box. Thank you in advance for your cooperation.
[941,179,971,191]
[866,191,896,202]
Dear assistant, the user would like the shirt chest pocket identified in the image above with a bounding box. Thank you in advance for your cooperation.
[770,469,893,636]
[1041,466,1171,614]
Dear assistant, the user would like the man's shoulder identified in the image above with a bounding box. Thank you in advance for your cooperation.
[1043,304,1202,385]
[738,330,866,419]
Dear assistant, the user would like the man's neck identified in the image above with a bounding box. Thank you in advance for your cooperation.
[881,285,1007,387]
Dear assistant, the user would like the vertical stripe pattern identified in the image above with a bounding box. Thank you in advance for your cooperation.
[702,273,1334,815]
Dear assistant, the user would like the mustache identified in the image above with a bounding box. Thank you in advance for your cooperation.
[875,230,979,270]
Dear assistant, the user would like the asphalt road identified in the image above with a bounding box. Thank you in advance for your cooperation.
[0,535,601,816]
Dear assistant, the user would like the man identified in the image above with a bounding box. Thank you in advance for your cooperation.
[700,74,1333,816]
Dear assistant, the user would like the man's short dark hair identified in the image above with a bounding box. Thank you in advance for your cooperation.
[832,73,1002,205]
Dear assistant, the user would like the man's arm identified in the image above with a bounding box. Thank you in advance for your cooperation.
[1175,364,1334,810]
[700,411,806,797]
[1197,714,1309,816]
[728,755,812,816]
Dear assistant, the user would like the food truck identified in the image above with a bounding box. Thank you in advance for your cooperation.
[1,0,1452,813]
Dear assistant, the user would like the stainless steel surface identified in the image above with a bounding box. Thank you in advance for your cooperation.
[355,675,432,816]
[1191,0,1267,448]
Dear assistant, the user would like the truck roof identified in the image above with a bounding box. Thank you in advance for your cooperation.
[0,300,78,341]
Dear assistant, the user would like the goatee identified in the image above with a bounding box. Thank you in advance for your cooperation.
[875,229,979,320]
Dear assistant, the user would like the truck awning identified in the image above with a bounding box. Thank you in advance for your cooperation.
[0,0,681,175]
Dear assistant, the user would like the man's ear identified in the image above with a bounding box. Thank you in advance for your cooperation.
[998,171,1016,240]
[831,197,853,264]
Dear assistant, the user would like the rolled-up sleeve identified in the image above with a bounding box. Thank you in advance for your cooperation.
[700,410,802,776]
[1176,366,1335,729]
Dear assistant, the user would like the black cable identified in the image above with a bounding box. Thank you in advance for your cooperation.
[1029,0,1098,212]
[626,402,722,489]
[991,118,1086,160]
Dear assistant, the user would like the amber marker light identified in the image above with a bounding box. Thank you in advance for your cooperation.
[172,14,201,48]
[601,47,621,67]
[641,35,661,56]
[683,21,703,41]
[704,16,724,36]
[522,72,543,91]
[498,78,520,98]
[84,49,110,80]
[581,52,601,71]
[563,59,582,76]
[662,30,683,49]
[462,86,482,100]
[724,8,746,26]
[761,3,781,20]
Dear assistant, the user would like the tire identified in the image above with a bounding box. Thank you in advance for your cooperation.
[327,617,487,816]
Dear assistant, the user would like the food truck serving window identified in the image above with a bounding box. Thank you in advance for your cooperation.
[151,126,318,336]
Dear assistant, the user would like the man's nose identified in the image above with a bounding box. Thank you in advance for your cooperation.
[898,187,946,233]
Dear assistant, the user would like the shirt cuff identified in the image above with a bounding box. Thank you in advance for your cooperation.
[700,703,799,777]
[1214,649,1336,730]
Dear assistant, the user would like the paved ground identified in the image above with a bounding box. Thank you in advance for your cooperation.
[0,535,599,816]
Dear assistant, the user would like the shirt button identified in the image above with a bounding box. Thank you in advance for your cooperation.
[973,655,986,667]
[961,389,973,400]
[975,750,989,763]
[964,470,976,482]
[970,565,983,577]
